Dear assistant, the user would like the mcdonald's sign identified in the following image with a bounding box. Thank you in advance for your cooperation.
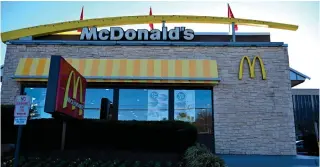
[239,56,267,80]
[44,56,87,119]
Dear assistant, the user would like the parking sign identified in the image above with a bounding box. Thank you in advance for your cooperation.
[14,95,31,125]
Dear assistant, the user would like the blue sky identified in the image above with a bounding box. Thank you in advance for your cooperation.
[1,1,319,88]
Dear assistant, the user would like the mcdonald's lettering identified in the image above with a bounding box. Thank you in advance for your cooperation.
[63,70,85,116]
[239,56,267,80]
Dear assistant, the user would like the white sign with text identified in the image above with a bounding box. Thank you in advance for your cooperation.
[14,95,31,125]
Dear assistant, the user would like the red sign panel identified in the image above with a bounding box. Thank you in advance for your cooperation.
[55,58,87,119]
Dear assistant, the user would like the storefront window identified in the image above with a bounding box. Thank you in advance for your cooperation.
[84,88,113,119]
[23,87,211,125]
[174,90,213,134]
[24,88,51,119]
[118,89,169,121]
[24,87,114,119]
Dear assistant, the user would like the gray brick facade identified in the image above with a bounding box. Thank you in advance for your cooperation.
[1,45,296,155]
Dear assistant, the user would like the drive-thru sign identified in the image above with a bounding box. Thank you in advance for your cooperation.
[14,95,31,125]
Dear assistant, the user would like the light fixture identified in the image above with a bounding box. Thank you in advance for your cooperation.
[105,89,109,91]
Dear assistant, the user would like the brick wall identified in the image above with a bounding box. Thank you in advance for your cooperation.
[1,45,296,155]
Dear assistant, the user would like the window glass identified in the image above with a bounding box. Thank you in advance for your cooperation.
[118,89,169,121]
[290,71,297,80]
[24,87,114,119]
[24,88,51,119]
[174,90,212,134]
[84,88,113,119]
[297,75,305,81]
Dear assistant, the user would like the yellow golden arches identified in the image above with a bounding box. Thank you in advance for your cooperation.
[239,56,267,80]
[63,70,84,116]
[1,15,298,42]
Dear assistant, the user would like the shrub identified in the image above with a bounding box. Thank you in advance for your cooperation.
[188,153,226,167]
[302,133,319,156]
[1,105,16,144]
[2,104,198,153]
[184,143,210,160]
[64,119,197,152]
[184,143,226,167]
[15,119,197,153]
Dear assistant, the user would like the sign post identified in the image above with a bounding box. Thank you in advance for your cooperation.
[13,95,31,167]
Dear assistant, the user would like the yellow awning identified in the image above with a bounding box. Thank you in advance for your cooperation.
[13,58,220,84]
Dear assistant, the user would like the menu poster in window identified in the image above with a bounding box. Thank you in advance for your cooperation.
[147,90,168,121]
[174,90,196,122]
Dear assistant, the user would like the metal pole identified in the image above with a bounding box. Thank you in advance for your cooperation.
[13,126,23,167]
[231,22,236,42]
[60,121,67,151]
[162,21,166,28]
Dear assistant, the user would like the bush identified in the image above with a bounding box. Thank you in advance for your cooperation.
[64,119,197,152]
[1,105,198,153]
[188,153,226,167]
[184,143,226,167]
[302,133,319,156]
[1,105,16,144]
[1,155,183,167]
[14,119,197,153]
[184,143,210,160]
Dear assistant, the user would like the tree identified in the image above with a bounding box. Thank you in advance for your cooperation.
[29,104,40,119]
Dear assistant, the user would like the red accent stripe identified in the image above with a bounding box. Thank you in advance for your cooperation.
[77,6,84,32]
[227,4,238,31]
[149,7,154,30]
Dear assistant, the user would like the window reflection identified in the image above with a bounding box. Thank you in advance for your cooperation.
[24,87,114,119]
[23,87,212,128]
[84,89,113,119]
[118,89,169,121]
[174,90,213,134]
[24,88,52,119]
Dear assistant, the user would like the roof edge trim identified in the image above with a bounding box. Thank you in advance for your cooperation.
[290,68,311,80]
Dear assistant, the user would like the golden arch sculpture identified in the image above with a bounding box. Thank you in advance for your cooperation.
[1,15,299,42]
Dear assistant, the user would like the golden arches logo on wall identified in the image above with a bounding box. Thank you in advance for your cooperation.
[239,56,266,80]
[63,70,85,116]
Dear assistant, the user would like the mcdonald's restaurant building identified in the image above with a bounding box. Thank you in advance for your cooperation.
[1,22,312,155]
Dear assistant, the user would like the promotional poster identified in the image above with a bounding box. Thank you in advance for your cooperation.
[147,90,169,121]
[174,90,196,122]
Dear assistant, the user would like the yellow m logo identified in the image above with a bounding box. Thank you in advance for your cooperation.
[239,56,267,80]
[63,71,84,115]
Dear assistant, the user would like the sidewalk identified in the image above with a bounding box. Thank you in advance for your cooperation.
[220,155,319,167]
